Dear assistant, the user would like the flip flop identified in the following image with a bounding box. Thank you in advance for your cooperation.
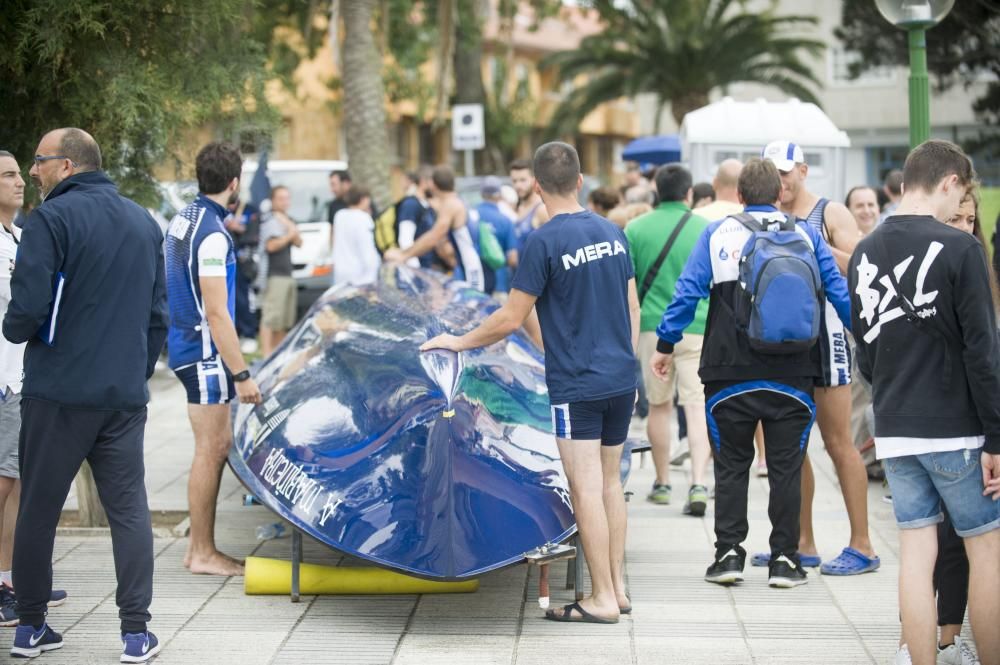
[820,547,880,576]
[750,552,821,568]
[544,601,619,624]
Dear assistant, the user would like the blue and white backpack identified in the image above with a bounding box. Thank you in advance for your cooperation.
[731,212,823,354]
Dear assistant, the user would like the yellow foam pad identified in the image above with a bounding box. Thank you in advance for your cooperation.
[244,557,479,595]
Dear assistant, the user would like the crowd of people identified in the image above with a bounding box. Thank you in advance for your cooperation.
[423,139,999,665]
[0,126,998,665]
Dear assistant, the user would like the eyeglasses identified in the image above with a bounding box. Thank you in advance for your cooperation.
[33,155,78,167]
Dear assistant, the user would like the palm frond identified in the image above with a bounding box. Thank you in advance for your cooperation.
[546,69,631,137]
[543,0,825,128]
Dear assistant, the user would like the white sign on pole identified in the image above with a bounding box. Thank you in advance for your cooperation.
[451,104,485,151]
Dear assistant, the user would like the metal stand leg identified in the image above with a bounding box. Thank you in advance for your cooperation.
[291,529,302,603]
[574,536,584,601]
[565,535,576,590]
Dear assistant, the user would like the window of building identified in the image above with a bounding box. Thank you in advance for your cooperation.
[866,146,909,185]
[828,47,896,87]
[418,123,437,166]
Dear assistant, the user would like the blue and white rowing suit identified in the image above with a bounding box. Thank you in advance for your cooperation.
[449,220,485,292]
[804,198,851,387]
[165,195,238,404]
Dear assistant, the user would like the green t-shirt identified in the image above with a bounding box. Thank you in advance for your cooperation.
[624,201,709,334]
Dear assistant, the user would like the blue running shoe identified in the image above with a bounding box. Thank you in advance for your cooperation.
[121,631,160,663]
[10,624,63,658]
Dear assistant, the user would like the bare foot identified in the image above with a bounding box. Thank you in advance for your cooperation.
[617,593,631,611]
[186,551,245,576]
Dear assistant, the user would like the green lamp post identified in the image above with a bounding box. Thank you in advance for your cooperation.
[874,0,955,148]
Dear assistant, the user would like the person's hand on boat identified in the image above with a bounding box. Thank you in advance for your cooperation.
[235,376,263,404]
[421,334,464,352]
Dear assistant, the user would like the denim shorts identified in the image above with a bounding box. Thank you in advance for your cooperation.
[884,449,1000,538]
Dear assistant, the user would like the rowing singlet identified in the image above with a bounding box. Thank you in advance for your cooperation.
[449,222,485,292]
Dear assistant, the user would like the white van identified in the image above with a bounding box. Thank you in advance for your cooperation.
[241,159,347,317]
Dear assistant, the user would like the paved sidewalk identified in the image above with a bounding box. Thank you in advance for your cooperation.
[36,373,959,664]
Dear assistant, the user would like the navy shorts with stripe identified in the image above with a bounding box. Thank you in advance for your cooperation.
[174,357,235,405]
[551,390,635,446]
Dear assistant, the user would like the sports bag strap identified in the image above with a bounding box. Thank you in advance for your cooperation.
[733,212,797,233]
[731,212,763,233]
[639,211,692,305]
[873,230,954,386]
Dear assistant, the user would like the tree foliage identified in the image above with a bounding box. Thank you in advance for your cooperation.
[542,0,824,133]
[0,0,275,205]
[835,0,1000,148]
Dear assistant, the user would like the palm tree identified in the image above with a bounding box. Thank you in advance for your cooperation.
[542,0,825,134]
[340,0,391,210]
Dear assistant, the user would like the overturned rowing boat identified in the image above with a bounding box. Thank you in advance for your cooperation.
[228,266,576,580]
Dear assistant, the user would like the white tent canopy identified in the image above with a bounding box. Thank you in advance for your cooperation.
[681,97,852,201]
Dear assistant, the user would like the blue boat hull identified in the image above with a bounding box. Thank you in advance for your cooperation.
[228,267,577,580]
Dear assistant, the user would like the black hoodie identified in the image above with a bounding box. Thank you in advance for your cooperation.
[2,172,168,410]
[849,215,1000,454]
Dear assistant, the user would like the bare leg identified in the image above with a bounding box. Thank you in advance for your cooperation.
[754,425,765,461]
[0,478,15,577]
[799,454,818,556]
[815,385,876,557]
[273,329,288,350]
[938,624,961,647]
[259,323,274,357]
[899,526,938,665]
[964,529,1000,665]
[646,402,672,487]
[684,404,711,487]
[600,444,628,608]
[184,404,244,576]
[556,437,619,620]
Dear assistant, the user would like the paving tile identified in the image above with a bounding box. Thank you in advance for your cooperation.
[38,377,951,663]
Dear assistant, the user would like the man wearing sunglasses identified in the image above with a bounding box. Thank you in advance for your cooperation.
[2,128,167,663]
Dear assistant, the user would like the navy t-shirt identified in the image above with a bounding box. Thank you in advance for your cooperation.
[511,210,637,404]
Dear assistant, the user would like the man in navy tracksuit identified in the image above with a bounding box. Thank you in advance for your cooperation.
[649,158,852,588]
[2,129,167,662]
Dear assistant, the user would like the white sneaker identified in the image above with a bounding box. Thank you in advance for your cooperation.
[670,438,690,466]
[896,645,912,665]
[938,636,980,665]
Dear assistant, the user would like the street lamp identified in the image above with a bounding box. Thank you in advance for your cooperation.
[874,0,955,147]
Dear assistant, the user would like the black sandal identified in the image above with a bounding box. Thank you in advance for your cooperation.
[544,601,619,624]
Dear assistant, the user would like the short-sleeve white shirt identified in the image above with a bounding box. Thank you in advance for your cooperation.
[0,224,25,394]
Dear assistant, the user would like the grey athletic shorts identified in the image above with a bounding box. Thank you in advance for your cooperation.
[0,391,20,479]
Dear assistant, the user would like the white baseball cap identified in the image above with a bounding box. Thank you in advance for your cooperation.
[761,140,805,172]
